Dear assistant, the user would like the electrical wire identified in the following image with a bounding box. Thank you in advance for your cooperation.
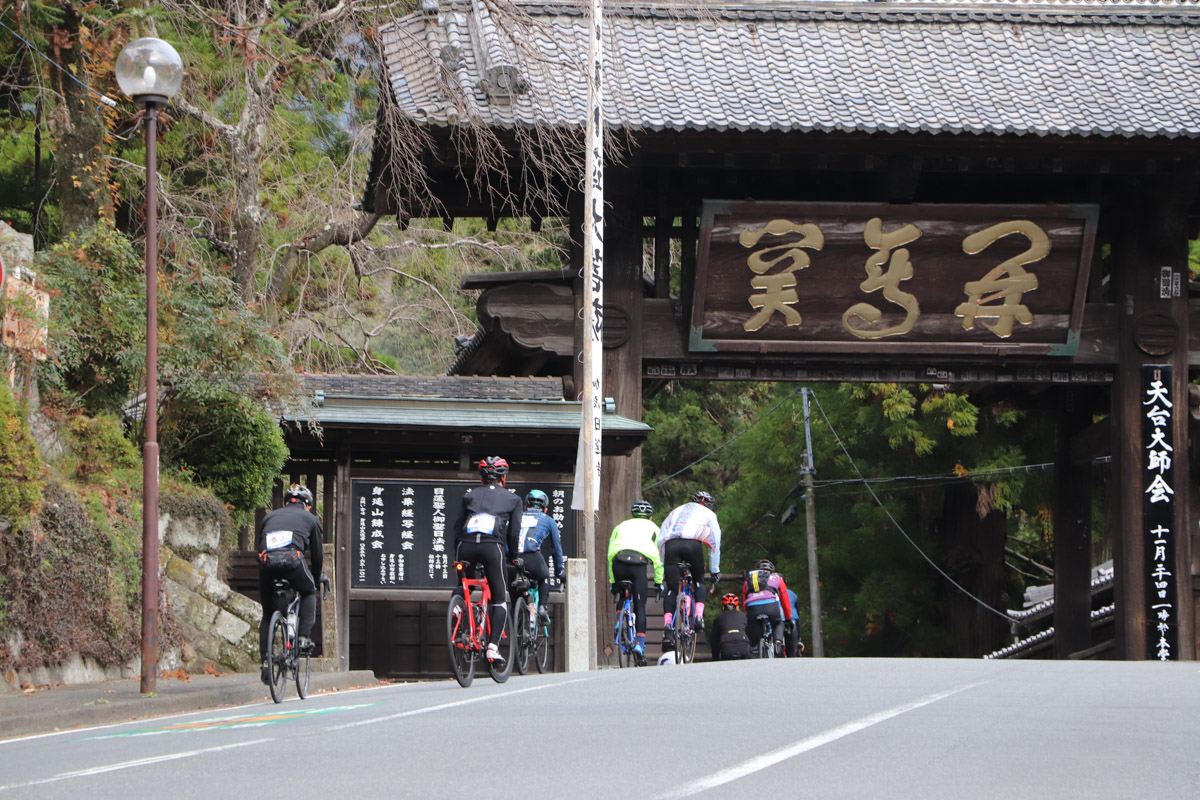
[640,388,801,494]
[0,17,119,109]
[809,390,1019,624]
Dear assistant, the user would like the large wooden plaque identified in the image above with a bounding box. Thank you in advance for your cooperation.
[691,201,1098,356]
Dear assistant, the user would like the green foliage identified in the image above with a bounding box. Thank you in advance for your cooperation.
[159,392,288,528]
[0,378,44,528]
[38,224,148,414]
[708,382,1054,657]
[1189,239,1199,277]
[64,412,140,479]
[0,479,141,672]
[38,223,296,417]
[640,381,774,514]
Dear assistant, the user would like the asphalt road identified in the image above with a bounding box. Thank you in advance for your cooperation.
[2,657,1198,798]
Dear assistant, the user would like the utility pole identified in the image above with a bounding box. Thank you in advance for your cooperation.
[801,388,824,657]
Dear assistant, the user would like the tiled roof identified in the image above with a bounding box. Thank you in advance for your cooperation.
[380,0,1200,139]
[300,373,566,401]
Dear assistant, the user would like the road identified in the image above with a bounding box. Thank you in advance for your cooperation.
[2,657,1198,798]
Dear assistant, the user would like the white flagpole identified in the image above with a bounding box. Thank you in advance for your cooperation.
[571,0,605,670]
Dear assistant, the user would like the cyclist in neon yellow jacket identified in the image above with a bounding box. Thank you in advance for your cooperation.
[607,500,665,665]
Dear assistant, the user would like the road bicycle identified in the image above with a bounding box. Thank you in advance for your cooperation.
[447,560,514,688]
[510,556,551,675]
[670,563,704,664]
[753,613,785,659]
[612,580,642,667]
[265,576,329,704]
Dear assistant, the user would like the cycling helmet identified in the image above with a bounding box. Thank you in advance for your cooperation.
[721,593,740,609]
[526,489,549,510]
[284,483,313,506]
[478,456,510,481]
[631,500,654,519]
[693,491,714,509]
[754,558,775,573]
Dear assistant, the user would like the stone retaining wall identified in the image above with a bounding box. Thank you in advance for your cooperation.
[2,511,260,691]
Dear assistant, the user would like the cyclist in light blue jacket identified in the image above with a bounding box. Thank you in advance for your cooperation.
[510,489,565,621]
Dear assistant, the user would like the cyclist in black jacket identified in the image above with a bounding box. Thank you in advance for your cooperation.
[710,593,751,661]
[454,456,523,666]
[257,483,323,684]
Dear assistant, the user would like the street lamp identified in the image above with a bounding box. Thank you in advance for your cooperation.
[116,37,183,695]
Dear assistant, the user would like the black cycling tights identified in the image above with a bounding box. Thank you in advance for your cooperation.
[456,539,508,645]
[663,538,708,614]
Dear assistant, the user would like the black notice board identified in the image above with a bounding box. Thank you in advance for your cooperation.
[351,478,576,590]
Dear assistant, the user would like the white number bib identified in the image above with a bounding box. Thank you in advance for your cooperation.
[466,513,496,535]
[264,530,294,550]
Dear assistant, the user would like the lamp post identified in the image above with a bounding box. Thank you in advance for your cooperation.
[116,37,183,694]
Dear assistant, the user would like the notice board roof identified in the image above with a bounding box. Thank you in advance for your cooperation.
[286,374,650,455]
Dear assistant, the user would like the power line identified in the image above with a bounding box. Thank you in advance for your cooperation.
[808,390,1018,624]
[0,18,118,109]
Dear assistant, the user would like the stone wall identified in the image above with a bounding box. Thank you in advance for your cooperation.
[2,510,260,691]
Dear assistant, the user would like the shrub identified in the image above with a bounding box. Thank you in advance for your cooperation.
[65,412,140,479]
[0,379,44,528]
[159,392,287,528]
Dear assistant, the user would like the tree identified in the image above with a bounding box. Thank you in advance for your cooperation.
[713,382,1054,657]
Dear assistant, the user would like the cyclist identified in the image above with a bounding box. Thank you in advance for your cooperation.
[784,587,805,657]
[512,489,565,622]
[658,490,722,651]
[454,456,524,667]
[607,500,664,665]
[710,593,751,661]
[256,483,323,684]
[743,558,793,657]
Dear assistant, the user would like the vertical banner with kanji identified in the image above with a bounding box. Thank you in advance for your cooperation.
[1141,364,1177,660]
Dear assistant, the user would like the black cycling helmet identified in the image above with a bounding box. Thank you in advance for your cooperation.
[284,483,313,506]
[526,489,549,510]
[754,558,775,573]
[479,456,510,482]
[693,491,714,509]
[631,500,654,519]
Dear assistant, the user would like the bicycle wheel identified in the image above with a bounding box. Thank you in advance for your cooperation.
[534,607,551,674]
[446,594,475,688]
[488,609,514,683]
[673,593,690,664]
[295,647,310,699]
[757,638,771,659]
[267,612,288,703]
[616,608,633,668]
[681,620,697,664]
[513,596,531,676]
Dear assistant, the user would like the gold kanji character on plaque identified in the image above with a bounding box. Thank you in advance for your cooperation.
[738,220,824,331]
[843,217,922,339]
[955,220,1048,338]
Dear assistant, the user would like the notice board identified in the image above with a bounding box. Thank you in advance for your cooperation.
[350,478,576,590]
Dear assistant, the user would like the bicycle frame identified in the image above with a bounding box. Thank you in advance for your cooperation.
[453,560,493,653]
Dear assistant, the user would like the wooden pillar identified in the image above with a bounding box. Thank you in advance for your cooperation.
[1053,394,1092,658]
[572,166,646,658]
[1111,177,1195,660]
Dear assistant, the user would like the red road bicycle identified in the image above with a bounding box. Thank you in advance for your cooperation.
[446,560,514,687]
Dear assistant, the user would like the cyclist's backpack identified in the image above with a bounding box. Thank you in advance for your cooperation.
[746,569,777,595]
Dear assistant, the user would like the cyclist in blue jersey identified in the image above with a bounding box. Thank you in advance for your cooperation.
[511,489,565,622]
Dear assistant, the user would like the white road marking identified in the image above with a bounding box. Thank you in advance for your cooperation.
[658,683,984,799]
[0,738,274,792]
[327,678,587,730]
